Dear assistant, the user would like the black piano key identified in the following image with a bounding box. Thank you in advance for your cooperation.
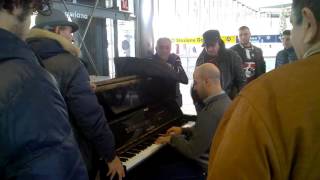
[143,140,154,145]
[130,148,141,153]
[135,144,148,149]
[121,152,135,158]
[127,149,140,154]
[120,155,131,158]
[119,157,128,162]
[141,142,152,146]
[149,137,158,141]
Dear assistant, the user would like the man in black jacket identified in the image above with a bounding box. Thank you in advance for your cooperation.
[275,30,297,68]
[0,1,88,179]
[231,26,266,83]
[196,30,246,100]
[152,38,189,107]
[26,9,124,180]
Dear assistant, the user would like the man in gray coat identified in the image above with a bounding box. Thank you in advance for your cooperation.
[156,63,231,179]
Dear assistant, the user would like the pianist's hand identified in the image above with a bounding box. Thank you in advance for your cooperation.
[155,135,171,144]
[107,156,125,180]
[166,126,182,135]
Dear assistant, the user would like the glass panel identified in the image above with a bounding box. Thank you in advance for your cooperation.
[105,0,113,8]
[106,19,116,77]
[117,20,135,57]
[30,14,36,28]
[69,0,106,8]
[60,0,112,8]
[75,17,109,76]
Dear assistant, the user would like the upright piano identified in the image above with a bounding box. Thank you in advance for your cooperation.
[94,57,196,173]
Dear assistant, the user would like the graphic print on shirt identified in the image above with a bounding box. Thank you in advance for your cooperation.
[243,61,256,82]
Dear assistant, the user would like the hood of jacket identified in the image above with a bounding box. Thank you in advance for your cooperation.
[0,28,38,64]
[26,28,80,58]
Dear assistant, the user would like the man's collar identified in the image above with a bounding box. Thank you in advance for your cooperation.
[240,43,253,49]
[303,41,320,58]
[203,91,225,105]
[154,53,169,62]
[0,28,38,64]
[285,47,294,51]
[26,28,80,57]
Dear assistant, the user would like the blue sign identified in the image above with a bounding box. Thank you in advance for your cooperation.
[236,35,281,43]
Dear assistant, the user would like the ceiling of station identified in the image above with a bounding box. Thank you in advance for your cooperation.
[238,0,292,10]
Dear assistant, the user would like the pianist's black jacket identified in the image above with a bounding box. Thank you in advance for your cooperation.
[26,28,116,171]
[0,28,87,179]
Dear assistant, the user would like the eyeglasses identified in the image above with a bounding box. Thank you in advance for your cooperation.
[33,0,52,16]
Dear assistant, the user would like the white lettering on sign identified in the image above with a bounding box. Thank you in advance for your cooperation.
[65,11,88,19]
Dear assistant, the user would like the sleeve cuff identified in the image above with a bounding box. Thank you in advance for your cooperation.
[103,152,116,162]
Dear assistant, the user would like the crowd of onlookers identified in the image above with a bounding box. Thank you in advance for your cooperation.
[1,0,320,179]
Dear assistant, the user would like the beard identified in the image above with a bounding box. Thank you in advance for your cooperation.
[206,51,218,59]
[241,41,251,47]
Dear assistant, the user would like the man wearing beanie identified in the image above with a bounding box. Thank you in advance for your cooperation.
[193,30,246,111]
[196,30,246,100]
[26,9,124,180]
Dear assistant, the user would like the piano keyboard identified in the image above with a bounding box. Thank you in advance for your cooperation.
[119,121,196,171]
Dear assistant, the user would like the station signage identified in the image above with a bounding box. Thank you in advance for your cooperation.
[172,35,281,44]
[121,0,129,11]
[65,11,88,19]
[172,36,237,44]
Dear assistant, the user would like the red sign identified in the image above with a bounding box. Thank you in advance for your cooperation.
[121,0,129,11]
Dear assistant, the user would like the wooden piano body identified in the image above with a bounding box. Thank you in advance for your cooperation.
[94,57,196,177]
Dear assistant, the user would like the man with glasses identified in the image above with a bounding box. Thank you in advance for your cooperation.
[27,9,125,180]
[195,30,246,102]
[0,1,88,179]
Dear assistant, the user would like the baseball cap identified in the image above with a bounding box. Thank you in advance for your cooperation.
[202,30,221,47]
[34,9,79,32]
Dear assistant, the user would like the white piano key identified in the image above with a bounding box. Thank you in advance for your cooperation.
[122,143,164,171]
[121,121,195,171]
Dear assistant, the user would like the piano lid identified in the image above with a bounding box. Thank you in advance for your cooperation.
[114,57,182,81]
[95,58,184,150]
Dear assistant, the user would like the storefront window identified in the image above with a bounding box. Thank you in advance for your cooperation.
[117,20,135,57]
[67,0,106,8]
[105,0,113,8]
[106,19,115,77]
